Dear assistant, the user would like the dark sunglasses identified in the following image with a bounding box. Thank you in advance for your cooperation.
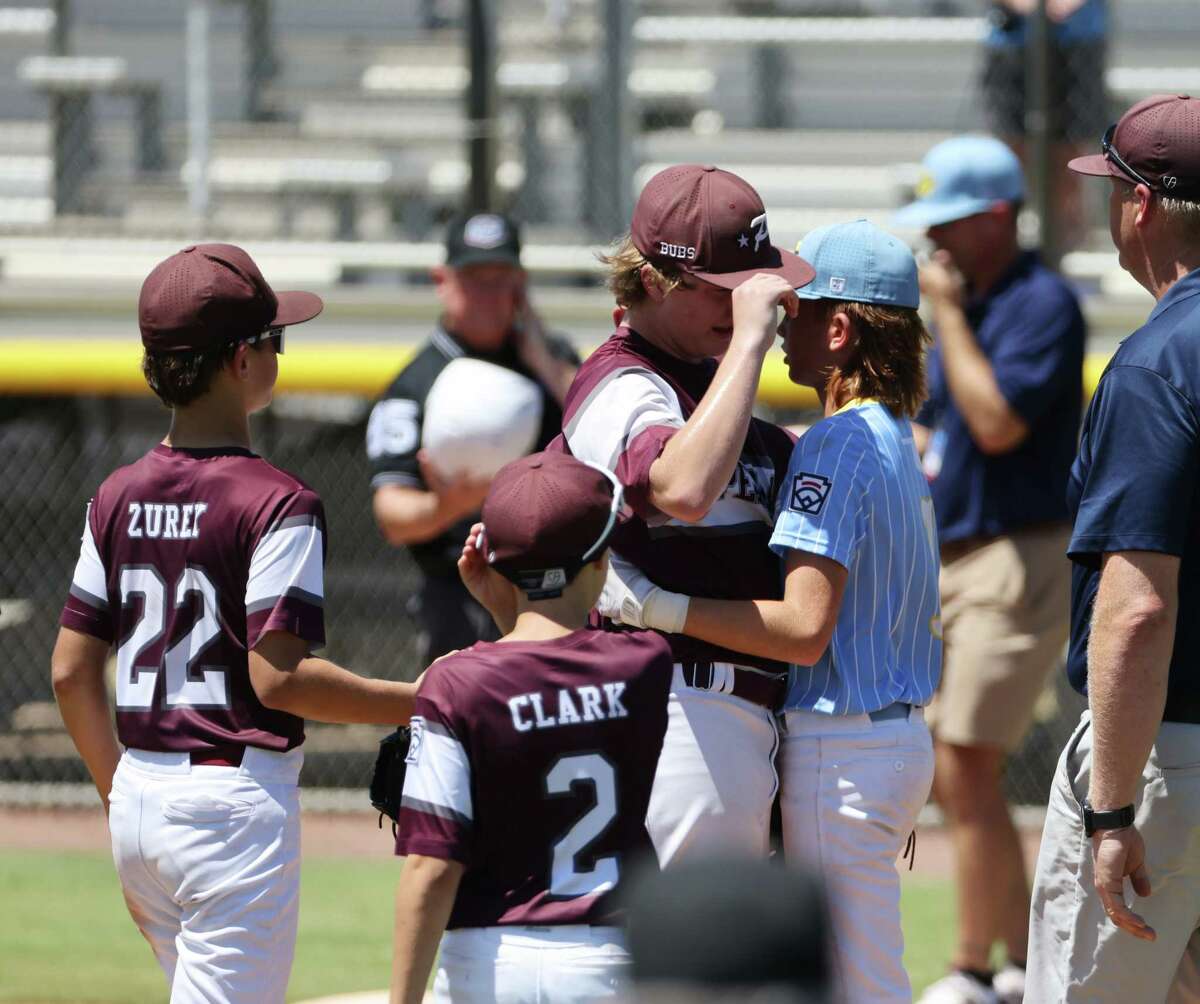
[1102,124,1155,190]
[243,325,285,354]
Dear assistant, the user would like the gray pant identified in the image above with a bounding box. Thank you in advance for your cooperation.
[1027,711,1200,1003]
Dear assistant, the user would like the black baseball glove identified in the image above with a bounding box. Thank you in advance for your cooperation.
[369,725,412,835]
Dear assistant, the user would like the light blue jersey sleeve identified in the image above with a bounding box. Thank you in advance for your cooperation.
[770,417,876,567]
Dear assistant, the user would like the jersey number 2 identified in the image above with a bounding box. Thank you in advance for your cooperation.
[544,753,619,899]
[116,565,228,710]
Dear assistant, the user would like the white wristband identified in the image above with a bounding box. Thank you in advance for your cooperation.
[642,589,690,635]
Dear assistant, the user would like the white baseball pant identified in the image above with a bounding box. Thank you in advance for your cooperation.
[645,665,780,866]
[779,704,934,1004]
[432,924,630,1003]
[107,746,303,1004]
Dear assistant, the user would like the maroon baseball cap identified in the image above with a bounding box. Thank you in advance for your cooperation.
[138,243,324,352]
[481,451,624,599]
[631,164,815,290]
[1069,94,1200,202]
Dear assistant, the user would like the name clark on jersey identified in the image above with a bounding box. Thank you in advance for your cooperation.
[508,681,628,732]
[127,501,209,540]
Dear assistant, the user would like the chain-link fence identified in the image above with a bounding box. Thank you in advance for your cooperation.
[0,391,1085,804]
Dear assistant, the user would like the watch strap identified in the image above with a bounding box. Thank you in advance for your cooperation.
[1082,801,1135,836]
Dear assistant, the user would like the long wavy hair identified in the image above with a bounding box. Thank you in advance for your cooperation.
[823,301,932,419]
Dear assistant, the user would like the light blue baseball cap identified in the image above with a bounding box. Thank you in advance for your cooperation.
[793,219,919,309]
[892,135,1025,229]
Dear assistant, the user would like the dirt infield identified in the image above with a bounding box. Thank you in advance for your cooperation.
[0,806,1045,876]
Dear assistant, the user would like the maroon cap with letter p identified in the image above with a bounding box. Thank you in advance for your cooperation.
[631,164,815,290]
[138,243,324,352]
[481,451,624,599]
[1069,94,1200,203]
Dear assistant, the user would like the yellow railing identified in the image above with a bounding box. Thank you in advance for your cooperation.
[0,339,1110,409]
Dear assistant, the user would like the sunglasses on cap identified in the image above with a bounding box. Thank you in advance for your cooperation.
[1102,124,1156,191]
[579,462,626,563]
[242,325,285,355]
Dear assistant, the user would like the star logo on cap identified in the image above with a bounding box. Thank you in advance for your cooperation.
[738,233,750,248]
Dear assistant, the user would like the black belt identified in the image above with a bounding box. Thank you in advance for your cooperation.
[189,744,245,767]
[679,662,787,711]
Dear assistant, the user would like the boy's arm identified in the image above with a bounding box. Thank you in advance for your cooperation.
[391,855,465,1004]
[249,631,418,724]
[51,627,120,813]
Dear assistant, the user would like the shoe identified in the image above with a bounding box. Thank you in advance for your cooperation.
[992,963,1025,1004]
[917,971,1000,1004]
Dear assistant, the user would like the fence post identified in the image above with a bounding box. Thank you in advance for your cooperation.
[186,0,213,230]
[465,0,496,213]
[1026,0,1058,267]
[590,0,633,238]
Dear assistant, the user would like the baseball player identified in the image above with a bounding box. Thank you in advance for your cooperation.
[390,451,673,1004]
[367,212,579,667]
[603,221,942,1003]
[50,244,421,1004]
[555,163,814,864]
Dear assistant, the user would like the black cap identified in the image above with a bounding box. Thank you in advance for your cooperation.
[445,212,522,268]
[626,859,832,1001]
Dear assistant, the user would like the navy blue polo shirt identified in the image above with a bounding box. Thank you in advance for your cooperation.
[918,252,1085,545]
[1067,267,1200,722]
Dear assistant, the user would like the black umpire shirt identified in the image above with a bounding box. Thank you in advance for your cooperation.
[366,323,579,580]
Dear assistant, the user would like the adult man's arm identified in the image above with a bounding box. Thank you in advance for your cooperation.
[373,454,489,547]
[390,854,464,1004]
[648,274,797,522]
[1085,549,1178,942]
[51,627,120,813]
[920,254,1030,454]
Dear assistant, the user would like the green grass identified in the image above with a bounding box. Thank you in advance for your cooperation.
[0,851,955,1002]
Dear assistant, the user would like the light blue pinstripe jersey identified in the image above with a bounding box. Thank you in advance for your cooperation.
[770,401,942,715]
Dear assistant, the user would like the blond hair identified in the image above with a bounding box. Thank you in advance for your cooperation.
[599,232,684,306]
[822,301,932,419]
[1158,194,1200,244]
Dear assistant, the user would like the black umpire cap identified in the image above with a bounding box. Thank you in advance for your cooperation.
[445,211,522,269]
[626,858,833,1003]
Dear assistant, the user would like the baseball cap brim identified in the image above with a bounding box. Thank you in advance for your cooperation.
[271,290,324,328]
[694,246,815,291]
[447,247,523,269]
[892,195,996,229]
[1067,152,1138,185]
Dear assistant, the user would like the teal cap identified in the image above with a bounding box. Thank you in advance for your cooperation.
[793,219,919,309]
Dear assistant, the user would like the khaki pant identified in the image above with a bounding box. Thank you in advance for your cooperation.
[927,524,1070,751]
[1027,712,1200,1003]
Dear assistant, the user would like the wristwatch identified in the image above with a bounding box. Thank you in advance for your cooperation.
[1082,800,1135,837]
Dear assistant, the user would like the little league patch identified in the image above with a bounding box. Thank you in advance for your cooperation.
[790,472,832,515]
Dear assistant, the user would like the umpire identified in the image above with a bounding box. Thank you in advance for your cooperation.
[1027,94,1200,1001]
[366,212,579,665]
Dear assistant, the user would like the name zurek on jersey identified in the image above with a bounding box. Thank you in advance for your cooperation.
[126,502,209,539]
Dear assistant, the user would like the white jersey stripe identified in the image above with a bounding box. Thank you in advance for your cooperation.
[401,719,473,824]
[246,524,325,612]
[70,504,108,607]
[564,368,683,471]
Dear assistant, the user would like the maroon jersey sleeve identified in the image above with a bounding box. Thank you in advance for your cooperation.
[395,667,473,863]
[60,499,115,641]
[244,489,327,650]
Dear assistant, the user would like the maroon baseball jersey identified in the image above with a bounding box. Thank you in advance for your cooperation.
[59,444,326,752]
[554,327,795,674]
[395,628,673,928]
